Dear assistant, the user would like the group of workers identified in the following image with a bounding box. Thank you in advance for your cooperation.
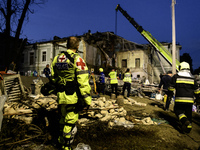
[159,61,200,134]
[107,68,132,98]
[41,36,199,149]
[89,67,132,99]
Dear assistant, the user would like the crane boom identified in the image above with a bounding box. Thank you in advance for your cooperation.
[115,4,180,71]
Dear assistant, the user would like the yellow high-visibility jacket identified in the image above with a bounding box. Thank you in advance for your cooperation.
[51,49,91,105]
[123,72,132,83]
[109,71,118,84]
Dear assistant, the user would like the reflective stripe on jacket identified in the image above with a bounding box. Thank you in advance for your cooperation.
[108,71,118,84]
[123,72,132,83]
[51,49,91,105]
[168,70,200,104]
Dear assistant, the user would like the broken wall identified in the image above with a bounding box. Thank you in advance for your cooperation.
[116,49,151,82]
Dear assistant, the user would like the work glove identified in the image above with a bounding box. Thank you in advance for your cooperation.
[40,82,56,96]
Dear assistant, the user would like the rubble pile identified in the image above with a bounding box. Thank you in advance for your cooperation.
[3,94,58,124]
[78,96,158,128]
[2,92,157,129]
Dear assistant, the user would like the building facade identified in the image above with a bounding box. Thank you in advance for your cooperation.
[20,32,181,84]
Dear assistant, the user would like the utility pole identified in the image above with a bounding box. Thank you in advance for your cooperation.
[172,0,176,74]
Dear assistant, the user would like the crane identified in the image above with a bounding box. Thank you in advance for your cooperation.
[115,4,180,72]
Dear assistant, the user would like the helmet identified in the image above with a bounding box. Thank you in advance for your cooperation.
[179,62,190,70]
[99,68,103,72]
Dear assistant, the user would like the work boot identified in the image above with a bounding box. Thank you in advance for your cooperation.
[182,120,192,133]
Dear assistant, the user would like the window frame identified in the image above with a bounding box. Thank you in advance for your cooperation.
[122,59,127,68]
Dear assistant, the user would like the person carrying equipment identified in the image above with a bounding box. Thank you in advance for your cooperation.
[50,37,91,150]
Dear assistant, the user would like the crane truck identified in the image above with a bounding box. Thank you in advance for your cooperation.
[115,4,180,72]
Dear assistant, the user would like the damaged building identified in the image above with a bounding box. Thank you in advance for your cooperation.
[19,31,181,84]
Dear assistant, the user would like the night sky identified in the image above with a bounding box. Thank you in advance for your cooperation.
[21,0,200,69]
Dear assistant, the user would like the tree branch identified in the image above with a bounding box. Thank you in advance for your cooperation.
[0,8,6,18]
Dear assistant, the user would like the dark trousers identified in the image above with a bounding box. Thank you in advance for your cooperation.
[122,82,131,97]
[174,103,193,123]
[165,96,171,110]
[164,91,172,110]
[97,83,105,94]
[111,83,118,97]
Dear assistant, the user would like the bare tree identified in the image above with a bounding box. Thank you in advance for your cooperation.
[0,0,46,70]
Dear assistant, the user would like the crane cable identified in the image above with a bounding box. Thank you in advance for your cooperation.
[115,9,118,35]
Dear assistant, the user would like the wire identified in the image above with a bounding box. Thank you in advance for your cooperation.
[115,10,118,35]
[0,124,43,147]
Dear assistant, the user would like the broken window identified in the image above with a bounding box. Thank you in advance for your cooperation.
[122,59,127,68]
[29,52,34,65]
[135,58,140,68]
[42,51,46,62]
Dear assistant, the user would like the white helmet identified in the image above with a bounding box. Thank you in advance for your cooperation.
[179,61,190,70]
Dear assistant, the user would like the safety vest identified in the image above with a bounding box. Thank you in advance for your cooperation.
[123,72,132,83]
[51,49,91,105]
[109,71,118,84]
[168,70,200,104]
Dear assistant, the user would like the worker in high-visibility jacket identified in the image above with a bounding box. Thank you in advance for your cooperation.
[50,37,91,150]
[108,68,118,97]
[168,62,200,133]
[122,68,132,97]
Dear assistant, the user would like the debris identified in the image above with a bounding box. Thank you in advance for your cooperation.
[0,95,7,131]
[108,117,134,129]
[78,95,150,127]
[74,143,91,150]
[141,117,157,125]
[3,94,57,124]
[126,97,147,106]
[2,74,25,101]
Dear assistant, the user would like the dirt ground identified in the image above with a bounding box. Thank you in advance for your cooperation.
[0,76,200,150]
[73,95,200,150]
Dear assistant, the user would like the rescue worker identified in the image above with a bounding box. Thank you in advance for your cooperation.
[50,37,91,150]
[168,62,200,133]
[43,64,51,78]
[108,68,118,97]
[122,68,132,98]
[97,68,105,95]
[158,70,173,111]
